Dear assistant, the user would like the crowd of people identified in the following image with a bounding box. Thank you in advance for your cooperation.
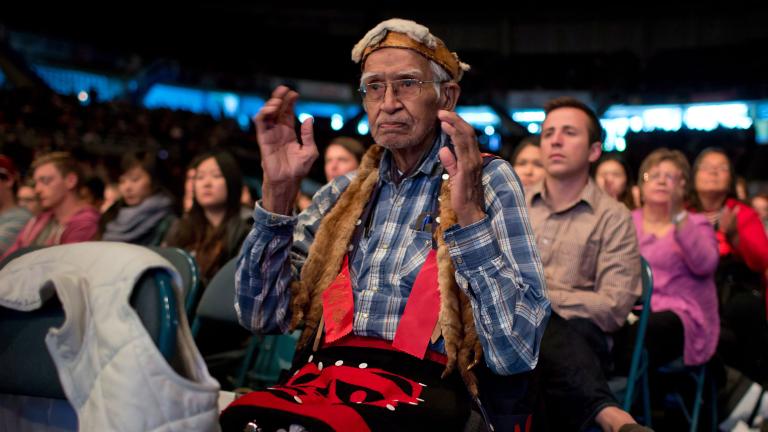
[2,17,768,432]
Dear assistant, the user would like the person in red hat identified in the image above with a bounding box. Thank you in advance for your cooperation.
[0,155,32,256]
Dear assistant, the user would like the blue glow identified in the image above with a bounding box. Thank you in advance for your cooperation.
[357,118,369,135]
[295,102,361,120]
[222,93,240,116]
[298,113,313,123]
[330,114,344,131]
[456,106,501,127]
[77,90,89,103]
[511,110,546,123]
[488,134,501,152]
[144,84,205,113]
[684,103,752,131]
[32,64,126,101]
[484,125,495,136]
[615,137,627,152]
[0,69,5,87]
[238,114,251,130]
[527,123,540,134]
[629,116,643,133]
[643,107,683,132]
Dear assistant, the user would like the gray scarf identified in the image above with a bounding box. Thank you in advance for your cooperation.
[102,194,173,242]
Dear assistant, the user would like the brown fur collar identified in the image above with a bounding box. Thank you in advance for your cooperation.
[290,144,482,396]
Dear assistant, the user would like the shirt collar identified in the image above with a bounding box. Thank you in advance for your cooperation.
[529,177,599,213]
[379,131,446,183]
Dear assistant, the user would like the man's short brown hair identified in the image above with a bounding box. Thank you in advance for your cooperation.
[31,152,84,189]
[544,97,603,145]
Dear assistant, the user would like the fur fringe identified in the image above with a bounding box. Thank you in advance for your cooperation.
[291,144,481,396]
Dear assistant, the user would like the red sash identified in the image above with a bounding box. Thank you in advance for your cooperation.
[322,249,441,359]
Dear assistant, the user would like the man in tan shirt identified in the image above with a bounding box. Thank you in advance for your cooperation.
[527,97,645,432]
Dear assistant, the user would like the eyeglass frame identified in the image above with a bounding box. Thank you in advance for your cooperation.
[358,78,445,104]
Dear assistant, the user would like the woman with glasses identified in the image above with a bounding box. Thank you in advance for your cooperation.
[690,148,768,386]
[615,148,719,372]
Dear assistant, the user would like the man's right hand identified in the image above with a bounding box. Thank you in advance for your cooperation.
[255,86,318,215]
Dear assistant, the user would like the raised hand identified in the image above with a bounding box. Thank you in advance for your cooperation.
[437,110,486,227]
[255,86,319,214]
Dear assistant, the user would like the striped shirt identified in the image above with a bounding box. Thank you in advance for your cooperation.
[236,135,550,375]
[526,179,641,332]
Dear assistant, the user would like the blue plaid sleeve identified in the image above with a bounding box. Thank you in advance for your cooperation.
[235,174,354,334]
[443,159,550,375]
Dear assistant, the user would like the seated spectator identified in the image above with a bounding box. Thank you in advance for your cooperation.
[616,148,719,371]
[182,155,204,214]
[2,152,100,259]
[100,151,176,246]
[16,179,42,216]
[165,151,249,285]
[80,175,105,211]
[690,148,768,385]
[751,193,768,236]
[527,97,647,431]
[594,155,636,210]
[510,135,544,189]
[0,155,32,255]
[100,182,120,214]
[323,136,365,182]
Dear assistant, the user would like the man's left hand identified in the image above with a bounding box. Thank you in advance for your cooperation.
[437,110,486,227]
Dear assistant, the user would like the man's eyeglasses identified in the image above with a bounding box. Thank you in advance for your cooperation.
[359,79,443,103]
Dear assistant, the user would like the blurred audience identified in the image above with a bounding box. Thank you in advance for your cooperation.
[616,149,718,372]
[690,148,768,386]
[100,182,120,213]
[2,152,100,259]
[323,136,365,182]
[0,155,32,255]
[164,151,250,285]
[510,135,544,189]
[100,151,176,245]
[751,193,768,235]
[594,155,636,210]
[16,179,42,216]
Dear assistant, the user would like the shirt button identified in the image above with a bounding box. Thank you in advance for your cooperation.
[542,239,550,245]
[361,312,369,318]
[355,219,362,226]
[381,244,389,250]
[456,257,463,264]
[348,244,354,251]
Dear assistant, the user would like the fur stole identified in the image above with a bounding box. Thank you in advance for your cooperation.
[289,144,482,395]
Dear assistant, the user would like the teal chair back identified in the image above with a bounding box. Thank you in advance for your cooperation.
[609,257,653,425]
[148,246,201,318]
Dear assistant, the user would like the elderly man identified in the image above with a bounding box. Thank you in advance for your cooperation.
[223,18,549,431]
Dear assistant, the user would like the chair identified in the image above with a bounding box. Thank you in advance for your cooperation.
[657,359,717,431]
[193,256,301,389]
[608,256,653,425]
[191,256,257,388]
[147,246,201,318]
[0,249,179,428]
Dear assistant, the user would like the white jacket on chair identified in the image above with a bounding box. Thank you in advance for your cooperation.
[0,242,220,432]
